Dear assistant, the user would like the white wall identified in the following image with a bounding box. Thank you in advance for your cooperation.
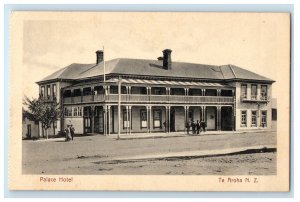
[64,117,84,134]
[234,82,273,131]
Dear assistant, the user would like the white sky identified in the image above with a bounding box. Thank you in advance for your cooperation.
[21,12,290,99]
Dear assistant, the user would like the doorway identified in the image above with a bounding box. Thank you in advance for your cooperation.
[206,107,217,130]
[94,106,103,134]
[221,107,233,131]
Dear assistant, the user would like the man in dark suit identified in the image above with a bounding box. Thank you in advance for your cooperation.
[70,124,75,141]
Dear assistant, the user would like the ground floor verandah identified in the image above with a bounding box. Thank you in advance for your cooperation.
[63,104,235,135]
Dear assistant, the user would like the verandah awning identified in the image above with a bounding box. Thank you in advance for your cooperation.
[106,78,230,88]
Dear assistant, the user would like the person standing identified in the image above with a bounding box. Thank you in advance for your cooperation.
[201,121,207,132]
[185,120,191,134]
[191,120,196,135]
[65,125,71,141]
[196,120,200,135]
[70,124,75,141]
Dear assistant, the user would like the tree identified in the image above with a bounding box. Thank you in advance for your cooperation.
[23,96,61,139]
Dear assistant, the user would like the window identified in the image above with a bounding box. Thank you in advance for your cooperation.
[140,110,147,128]
[241,110,247,127]
[64,108,67,116]
[83,107,91,117]
[40,86,45,97]
[47,85,51,99]
[261,85,268,100]
[73,107,78,116]
[154,89,161,95]
[261,111,267,127]
[68,108,72,116]
[52,84,57,99]
[251,84,257,100]
[123,109,129,128]
[251,111,257,126]
[78,107,82,117]
[153,109,162,128]
[241,84,247,99]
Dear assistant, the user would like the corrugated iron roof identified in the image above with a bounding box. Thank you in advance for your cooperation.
[37,58,274,83]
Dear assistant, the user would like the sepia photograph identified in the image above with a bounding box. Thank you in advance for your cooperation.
[9,11,290,191]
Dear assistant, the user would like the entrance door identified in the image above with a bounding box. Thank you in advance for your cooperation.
[206,107,216,130]
[221,107,233,131]
[170,108,176,132]
[84,117,92,133]
[94,106,104,134]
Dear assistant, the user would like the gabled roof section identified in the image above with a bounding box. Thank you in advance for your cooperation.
[37,63,96,83]
[222,64,274,82]
[37,58,274,84]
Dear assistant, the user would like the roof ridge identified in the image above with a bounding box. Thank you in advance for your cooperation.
[79,63,98,75]
[219,66,225,79]
[229,64,237,78]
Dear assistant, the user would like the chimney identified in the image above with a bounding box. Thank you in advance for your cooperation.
[162,49,172,70]
[96,50,104,64]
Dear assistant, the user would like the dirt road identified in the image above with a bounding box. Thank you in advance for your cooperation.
[22,131,276,175]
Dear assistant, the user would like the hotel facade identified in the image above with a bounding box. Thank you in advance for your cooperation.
[36,49,274,136]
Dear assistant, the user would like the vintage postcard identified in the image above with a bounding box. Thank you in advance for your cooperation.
[9,12,290,191]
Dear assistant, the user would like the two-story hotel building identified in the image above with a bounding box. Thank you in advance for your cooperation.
[36,49,274,136]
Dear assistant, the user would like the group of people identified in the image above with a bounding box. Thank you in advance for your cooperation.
[64,124,75,141]
[186,120,206,135]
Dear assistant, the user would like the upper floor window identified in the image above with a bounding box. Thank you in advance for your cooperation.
[40,86,45,97]
[241,84,247,99]
[46,85,51,99]
[52,84,57,98]
[251,84,257,100]
[261,85,268,100]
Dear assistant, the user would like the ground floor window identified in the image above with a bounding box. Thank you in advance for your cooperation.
[73,107,78,116]
[64,107,72,117]
[153,109,162,129]
[241,110,247,127]
[78,107,82,116]
[140,110,147,128]
[251,110,257,127]
[261,111,267,127]
[123,109,129,128]
[83,107,91,117]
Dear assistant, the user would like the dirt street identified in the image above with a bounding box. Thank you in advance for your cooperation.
[22,131,276,175]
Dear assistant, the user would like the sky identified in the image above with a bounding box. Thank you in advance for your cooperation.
[21,12,290,99]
